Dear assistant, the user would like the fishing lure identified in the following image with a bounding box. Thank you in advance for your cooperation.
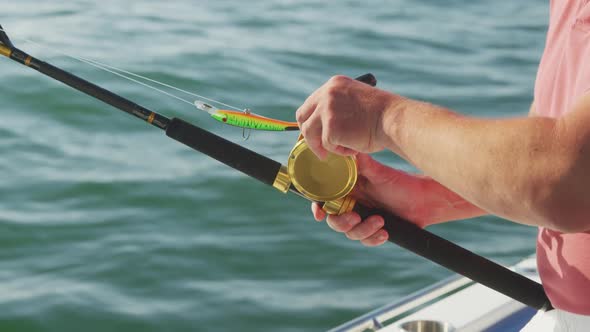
[194,100,299,131]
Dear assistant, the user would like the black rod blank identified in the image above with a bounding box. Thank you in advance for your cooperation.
[5,45,170,130]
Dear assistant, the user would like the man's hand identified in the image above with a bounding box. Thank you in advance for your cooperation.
[296,75,399,159]
[311,154,487,246]
[302,72,590,232]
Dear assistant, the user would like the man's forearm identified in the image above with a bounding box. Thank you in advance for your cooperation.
[413,176,488,226]
[381,96,590,232]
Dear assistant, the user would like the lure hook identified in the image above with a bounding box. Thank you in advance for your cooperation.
[242,109,252,140]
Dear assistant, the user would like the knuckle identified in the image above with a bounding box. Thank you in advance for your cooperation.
[369,216,385,229]
[300,121,312,137]
[323,116,337,137]
[307,137,322,150]
[328,75,350,86]
[295,108,304,123]
[325,78,347,96]
[321,131,333,149]
[345,229,363,240]
[327,216,347,232]
[341,220,355,233]
[323,115,342,143]
[362,230,388,247]
[324,101,341,124]
[325,85,340,99]
[379,230,389,242]
[322,107,336,123]
[303,93,316,107]
[340,224,354,233]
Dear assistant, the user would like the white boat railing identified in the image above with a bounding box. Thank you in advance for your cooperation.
[329,255,539,332]
[328,274,473,332]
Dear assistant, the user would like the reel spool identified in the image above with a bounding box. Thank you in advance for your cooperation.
[273,136,358,215]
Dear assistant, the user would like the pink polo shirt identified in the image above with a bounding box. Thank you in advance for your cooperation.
[534,0,590,315]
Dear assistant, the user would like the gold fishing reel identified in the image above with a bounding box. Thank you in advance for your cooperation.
[273,136,358,215]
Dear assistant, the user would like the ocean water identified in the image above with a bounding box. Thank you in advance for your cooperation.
[0,1,548,331]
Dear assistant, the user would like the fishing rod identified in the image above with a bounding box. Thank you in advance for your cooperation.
[0,25,552,311]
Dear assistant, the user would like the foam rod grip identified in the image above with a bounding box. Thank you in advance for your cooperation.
[354,73,377,87]
[166,118,283,186]
[353,203,552,311]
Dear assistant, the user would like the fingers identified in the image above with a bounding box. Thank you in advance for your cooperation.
[311,203,326,221]
[296,90,322,158]
[333,145,357,156]
[325,213,388,245]
[326,212,362,233]
[295,89,321,126]
[355,153,382,178]
[361,228,389,247]
[355,153,407,187]
[345,215,384,240]
[296,104,315,128]
[297,77,355,160]
[321,125,338,158]
[312,206,389,247]
[303,109,355,159]
[295,76,346,126]
[300,112,329,160]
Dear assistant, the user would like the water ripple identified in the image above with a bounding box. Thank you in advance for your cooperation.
[0,1,548,331]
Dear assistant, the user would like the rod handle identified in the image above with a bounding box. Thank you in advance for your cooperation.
[354,73,377,87]
[166,117,283,186]
[353,202,553,311]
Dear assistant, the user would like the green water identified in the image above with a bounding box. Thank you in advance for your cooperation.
[0,1,548,331]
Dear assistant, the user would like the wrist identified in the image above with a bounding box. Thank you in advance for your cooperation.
[378,94,412,153]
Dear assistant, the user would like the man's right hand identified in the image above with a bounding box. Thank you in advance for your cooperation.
[312,154,487,247]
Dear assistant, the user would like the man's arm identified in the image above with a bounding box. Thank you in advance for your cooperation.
[310,155,489,246]
[381,93,590,233]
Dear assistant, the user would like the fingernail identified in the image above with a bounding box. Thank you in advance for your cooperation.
[344,218,355,229]
[372,218,384,227]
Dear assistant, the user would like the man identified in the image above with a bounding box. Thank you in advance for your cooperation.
[297,0,590,330]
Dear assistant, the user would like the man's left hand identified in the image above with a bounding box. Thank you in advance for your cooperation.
[296,75,399,159]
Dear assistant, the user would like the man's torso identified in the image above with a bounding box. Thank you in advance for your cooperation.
[534,0,590,315]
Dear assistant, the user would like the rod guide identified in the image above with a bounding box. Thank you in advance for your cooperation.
[0,24,15,49]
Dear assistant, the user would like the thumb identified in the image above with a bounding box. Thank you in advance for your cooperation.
[355,153,386,180]
[356,153,409,185]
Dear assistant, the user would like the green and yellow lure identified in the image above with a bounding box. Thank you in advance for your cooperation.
[194,100,299,132]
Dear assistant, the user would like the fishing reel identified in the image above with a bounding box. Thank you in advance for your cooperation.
[271,74,378,215]
[273,135,358,215]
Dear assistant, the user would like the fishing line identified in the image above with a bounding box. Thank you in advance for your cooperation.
[0,27,243,111]
[79,56,244,111]
[72,52,195,107]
